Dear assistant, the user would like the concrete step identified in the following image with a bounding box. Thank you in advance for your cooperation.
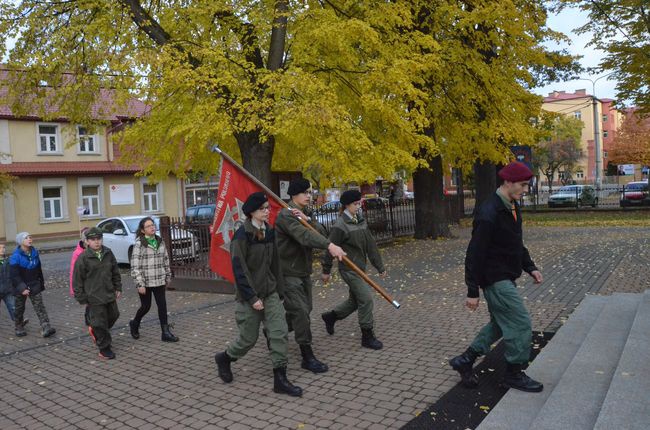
[528,293,640,430]
[477,294,608,430]
[593,290,650,430]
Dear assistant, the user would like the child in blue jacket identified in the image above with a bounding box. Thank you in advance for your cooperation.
[10,232,55,337]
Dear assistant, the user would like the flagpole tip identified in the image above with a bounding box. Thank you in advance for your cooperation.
[392,300,401,309]
[211,145,222,154]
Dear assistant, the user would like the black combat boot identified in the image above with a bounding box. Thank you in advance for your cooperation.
[129,320,140,339]
[15,320,26,337]
[449,347,480,388]
[215,351,234,383]
[273,366,303,397]
[299,344,328,373]
[321,311,337,335]
[161,324,179,342]
[361,328,383,350]
[504,363,543,392]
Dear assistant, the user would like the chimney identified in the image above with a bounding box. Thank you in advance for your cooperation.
[575,89,587,96]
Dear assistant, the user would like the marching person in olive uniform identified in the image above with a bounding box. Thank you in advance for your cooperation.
[321,190,386,350]
[449,161,544,392]
[73,228,122,360]
[215,192,302,397]
[275,178,346,374]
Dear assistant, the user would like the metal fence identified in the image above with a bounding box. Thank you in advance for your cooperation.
[160,198,467,289]
[167,183,649,290]
[457,183,650,215]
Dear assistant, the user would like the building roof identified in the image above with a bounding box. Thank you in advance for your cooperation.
[0,68,149,122]
[0,161,139,176]
[543,90,594,103]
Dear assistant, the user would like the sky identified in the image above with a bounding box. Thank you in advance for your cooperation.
[532,6,619,100]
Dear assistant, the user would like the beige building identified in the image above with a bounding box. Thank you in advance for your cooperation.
[542,89,602,182]
[0,99,185,243]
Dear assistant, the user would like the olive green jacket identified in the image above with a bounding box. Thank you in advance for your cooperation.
[322,212,384,275]
[275,201,330,277]
[73,246,122,305]
[230,219,284,304]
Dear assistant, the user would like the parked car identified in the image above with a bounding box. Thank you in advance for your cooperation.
[361,197,390,232]
[620,181,650,207]
[548,185,598,208]
[185,204,216,250]
[313,201,341,231]
[97,215,199,264]
[185,204,216,223]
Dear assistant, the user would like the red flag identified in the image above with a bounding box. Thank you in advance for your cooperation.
[208,157,282,282]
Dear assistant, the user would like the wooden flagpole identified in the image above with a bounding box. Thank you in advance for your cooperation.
[212,146,400,309]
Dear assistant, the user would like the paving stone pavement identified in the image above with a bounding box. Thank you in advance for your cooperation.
[0,225,647,429]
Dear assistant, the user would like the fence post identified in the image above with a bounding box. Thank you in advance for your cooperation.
[159,216,173,266]
[388,201,396,238]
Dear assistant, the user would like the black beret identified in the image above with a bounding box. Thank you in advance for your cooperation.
[242,192,268,216]
[340,190,362,206]
[287,178,311,196]
[86,227,103,239]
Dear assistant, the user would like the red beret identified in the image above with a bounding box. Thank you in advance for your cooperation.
[498,162,533,182]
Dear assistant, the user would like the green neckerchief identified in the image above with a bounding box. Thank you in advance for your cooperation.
[94,250,103,261]
[145,236,159,250]
[0,257,5,265]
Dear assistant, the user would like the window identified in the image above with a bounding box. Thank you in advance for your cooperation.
[43,187,63,220]
[78,126,98,153]
[142,183,160,212]
[602,114,608,122]
[576,171,585,179]
[37,124,60,153]
[82,185,100,216]
[78,178,104,218]
[38,178,68,223]
[574,111,582,120]
[603,130,608,138]
[604,151,608,158]
[140,178,163,213]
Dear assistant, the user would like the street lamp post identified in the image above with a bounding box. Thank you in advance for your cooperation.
[578,74,611,190]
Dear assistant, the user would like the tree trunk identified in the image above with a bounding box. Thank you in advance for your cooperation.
[236,130,274,187]
[473,160,497,212]
[413,154,451,239]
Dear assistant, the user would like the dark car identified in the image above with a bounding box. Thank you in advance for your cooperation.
[620,181,650,207]
[361,197,390,232]
[185,204,216,250]
[185,204,216,223]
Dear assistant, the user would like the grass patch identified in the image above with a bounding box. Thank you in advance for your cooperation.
[459,210,650,227]
[524,211,650,226]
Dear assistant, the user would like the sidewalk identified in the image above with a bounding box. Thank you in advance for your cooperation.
[0,225,647,429]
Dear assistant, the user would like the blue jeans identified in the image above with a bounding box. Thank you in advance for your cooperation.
[1,293,16,321]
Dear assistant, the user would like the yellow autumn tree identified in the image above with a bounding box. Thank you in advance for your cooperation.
[0,1,435,187]
[404,0,578,237]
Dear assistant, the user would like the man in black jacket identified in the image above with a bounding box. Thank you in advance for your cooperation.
[449,162,544,393]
